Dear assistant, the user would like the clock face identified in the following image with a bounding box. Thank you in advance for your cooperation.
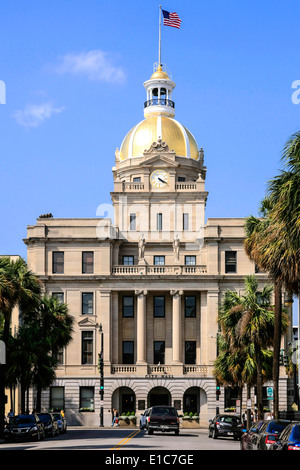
[150,169,169,189]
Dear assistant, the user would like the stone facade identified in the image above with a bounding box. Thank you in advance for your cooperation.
[23,64,291,426]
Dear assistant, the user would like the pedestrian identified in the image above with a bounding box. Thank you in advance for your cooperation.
[7,409,14,422]
[112,409,119,426]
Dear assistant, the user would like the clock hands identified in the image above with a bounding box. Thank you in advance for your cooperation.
[158,177,167,184]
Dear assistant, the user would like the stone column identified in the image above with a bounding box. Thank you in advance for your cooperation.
[171,290,183,363]
[135,290,148,364]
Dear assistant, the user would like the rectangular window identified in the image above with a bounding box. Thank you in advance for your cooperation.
[82,251,94,274]
[130,213,136,231]
[183,213,189,231]
[157,213,163,231]
[54,347,64,365]
[185,255,196,265]
[154,341,165,364]
[80,387,94,412]
[50,386,65,410]
[123,256,134,265]
[82,293,93,315]
[185,295,196,317]
[154,256,165,265]
[178,176,186,182]
[122,296,134,318]
[225,251,237,273]
[123,341,134,364]
[133,177,141,182]
[154,296,165,318]
[82,331,93,365]
[52,292,64,303]
[185,341,196,364]
[52,252,64,274]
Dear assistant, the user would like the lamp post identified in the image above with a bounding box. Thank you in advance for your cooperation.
[99,324,104,427]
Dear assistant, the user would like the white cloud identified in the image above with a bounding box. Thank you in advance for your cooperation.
[54,50,126,84]
[13,102,65,128]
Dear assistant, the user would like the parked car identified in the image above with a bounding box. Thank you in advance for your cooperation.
[270,422,300,450]
[146,406,180,435]
[52,412,67,433]
[252,420,291,450]
[4,414,45,442]
[140,409,150,430]
[37,412,59,437]
[208,414,243,440]
[240,420,265,450]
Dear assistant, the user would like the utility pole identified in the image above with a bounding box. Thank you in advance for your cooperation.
[99,324,104,427]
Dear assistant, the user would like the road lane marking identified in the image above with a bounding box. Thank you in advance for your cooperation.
[110,429,141,450]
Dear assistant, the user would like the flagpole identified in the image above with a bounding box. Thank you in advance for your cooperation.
[158,5,162,66]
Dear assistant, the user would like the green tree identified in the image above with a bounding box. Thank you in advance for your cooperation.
[0,257,41,435]
[217,276,287,420]
[244,130,300,418]
[22,295,74,411]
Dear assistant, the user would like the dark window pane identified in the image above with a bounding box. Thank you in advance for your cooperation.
[52,252,64,274]
[185,341,196,364]
[123,296,134,317]
[185,296,196,317]
[185,256,196,265]
[123,256,134,265]
[82,252,94,274]
[225,251,237,273]
[82,331,93,364]
[154,296,165,317]
[82,293,93,315]
[154,341,165,364]
[123,341,134,364]
[52,292,64,303]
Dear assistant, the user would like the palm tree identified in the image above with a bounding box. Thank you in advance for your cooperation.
[217,276,287,420]
[22,295,74,411]
[0,257,41,434]
[244,130,300,418]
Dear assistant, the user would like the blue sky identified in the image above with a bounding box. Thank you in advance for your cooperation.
[1,0,300,265]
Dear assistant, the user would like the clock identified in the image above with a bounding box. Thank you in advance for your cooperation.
[150,169,169,189]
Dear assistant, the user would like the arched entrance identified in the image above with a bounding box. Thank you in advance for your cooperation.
[148,387,171,407]
[183,387,207,418]
[112,387,136,415]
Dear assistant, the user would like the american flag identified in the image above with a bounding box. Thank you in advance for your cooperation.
[162,10,181,29]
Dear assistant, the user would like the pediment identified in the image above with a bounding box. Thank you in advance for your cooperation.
[78,317,98,327]
[140,144,179,168]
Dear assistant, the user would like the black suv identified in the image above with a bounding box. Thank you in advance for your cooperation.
[146,406,179,435]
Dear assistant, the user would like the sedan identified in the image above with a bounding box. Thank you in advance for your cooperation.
[208,414,243,440]
[270,422,300,450]
[52,412,67,433]
[240,420,265,450]
[4,414,45,442]
[37,413,59,437]
[250,420,290,450]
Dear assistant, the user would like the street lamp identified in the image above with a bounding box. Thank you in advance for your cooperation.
[99,323,104,427]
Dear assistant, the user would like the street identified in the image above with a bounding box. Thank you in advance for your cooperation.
[0,427,240,451]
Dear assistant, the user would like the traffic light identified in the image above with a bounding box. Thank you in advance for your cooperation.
[216,384,221,397]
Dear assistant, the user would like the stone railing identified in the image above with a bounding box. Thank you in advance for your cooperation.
[112,265,207,275]
[110,364,208,376]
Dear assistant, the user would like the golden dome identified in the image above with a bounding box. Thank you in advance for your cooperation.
[119,116,199,161]
[150,65,170,80]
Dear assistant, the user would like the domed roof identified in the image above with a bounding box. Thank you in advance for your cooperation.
[150,65,170,80]
[119,116,199,161]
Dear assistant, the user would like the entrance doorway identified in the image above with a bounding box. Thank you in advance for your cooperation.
[148,387,171,407]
